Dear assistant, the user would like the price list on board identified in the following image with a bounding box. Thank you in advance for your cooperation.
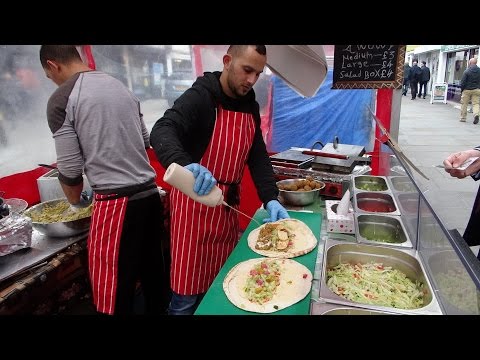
[332,45,405,89]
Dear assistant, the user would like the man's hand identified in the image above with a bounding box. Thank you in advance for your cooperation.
[69,189,93,212]
[263,200,290,223]
[184,163,217,195]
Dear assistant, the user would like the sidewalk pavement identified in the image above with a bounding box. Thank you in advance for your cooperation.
[398,93,479,255]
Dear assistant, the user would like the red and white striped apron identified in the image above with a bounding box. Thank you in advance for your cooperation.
[170,106,256,295]
[88,193,128,314]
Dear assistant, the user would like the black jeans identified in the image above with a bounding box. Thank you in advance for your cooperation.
[418,81,428,97]
[410,81,419,99]
[402,79,409,95]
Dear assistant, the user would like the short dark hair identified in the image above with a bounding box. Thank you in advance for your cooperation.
[227,45,266,57]
[39,45,83,68]
[422,60,426,64]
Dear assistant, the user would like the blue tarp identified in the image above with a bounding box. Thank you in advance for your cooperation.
[270,69,375,152]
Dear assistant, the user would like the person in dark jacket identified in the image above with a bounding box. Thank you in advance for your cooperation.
[150,45,289,315]
[460,57,480,124]
[408,60,422,100]
[444,146,480,260]
[402,62,411,96]
[418,60,431,99]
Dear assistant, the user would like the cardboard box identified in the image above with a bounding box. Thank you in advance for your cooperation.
[325,200,355,234]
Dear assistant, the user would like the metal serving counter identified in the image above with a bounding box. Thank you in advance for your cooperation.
[198,150,480,315]
[308,151,480,315]
[0,229,88,314]
[0,229,87,283]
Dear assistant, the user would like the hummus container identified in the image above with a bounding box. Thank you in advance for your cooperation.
[354,192,400,216]
[355,214,413,248]
[319,238,443,315]
[353,175,389,192]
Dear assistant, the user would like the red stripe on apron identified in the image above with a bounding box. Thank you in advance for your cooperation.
[170,106,256,295]
[88,194,128,314]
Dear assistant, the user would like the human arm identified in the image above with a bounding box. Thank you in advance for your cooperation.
[246,103,279,207]
[443,148,480,178]
[150,86,215,168]
[139,107,150,149]
[460,71,468,92]
[47,92,86,206]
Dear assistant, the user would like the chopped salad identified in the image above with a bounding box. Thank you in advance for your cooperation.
[327,262,426,309]
[244,260,281,304]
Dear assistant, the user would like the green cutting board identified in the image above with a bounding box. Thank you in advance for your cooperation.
[194,209,322,315]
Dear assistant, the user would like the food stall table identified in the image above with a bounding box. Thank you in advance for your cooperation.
[0,230,89,314]
[195,209,321,315]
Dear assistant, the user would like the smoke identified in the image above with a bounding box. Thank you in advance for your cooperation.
[0,45,57,178]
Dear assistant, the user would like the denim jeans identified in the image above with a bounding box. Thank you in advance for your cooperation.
[168,291,205,315]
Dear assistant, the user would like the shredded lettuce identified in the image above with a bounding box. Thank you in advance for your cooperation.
[327,262,425,309]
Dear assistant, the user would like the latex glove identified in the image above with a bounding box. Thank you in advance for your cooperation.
[263,200,290,223]
[184,163,217,196]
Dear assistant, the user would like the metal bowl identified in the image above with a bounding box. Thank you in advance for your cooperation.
[23,198,91,238]
[277,178,325,206]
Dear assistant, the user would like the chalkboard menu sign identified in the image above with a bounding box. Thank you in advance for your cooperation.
[332,45,406,89]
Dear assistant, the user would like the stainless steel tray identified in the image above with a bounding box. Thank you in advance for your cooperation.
[353,192,401,216]
[355,213,413,249]
[352,175,390,193]
[319,238,443,315]
[425,250,480,315]
[311,301,395,315]
[387,176,417,193]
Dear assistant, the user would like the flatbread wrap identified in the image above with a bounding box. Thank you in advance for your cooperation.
[247,218,317,258]
[223,258,313,313]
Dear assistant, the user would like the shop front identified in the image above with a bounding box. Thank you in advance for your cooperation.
[441,45,479,102]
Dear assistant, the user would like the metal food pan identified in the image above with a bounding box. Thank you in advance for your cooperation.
[319,238,443,315]
[395,192,421,216]
[387,176,417,193]
[355,214,413,248]
[354,192,400,216]
[353,175,390,192]
[426,251,480,315]
[311,302,395,315]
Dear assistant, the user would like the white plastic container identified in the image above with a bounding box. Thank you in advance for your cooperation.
[37,169,91,202]
[163,163,224,207]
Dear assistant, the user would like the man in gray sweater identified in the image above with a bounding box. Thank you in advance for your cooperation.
[460,57,480,124]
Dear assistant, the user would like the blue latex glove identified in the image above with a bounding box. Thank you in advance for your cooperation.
[184,163,217,196]
[263,200,290,223]
[69,189,93,212]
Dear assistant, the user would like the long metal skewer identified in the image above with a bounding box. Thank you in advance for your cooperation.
[222,201,262,226]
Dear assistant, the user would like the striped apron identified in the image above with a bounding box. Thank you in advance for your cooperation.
[87,193,128,314]
[170,106,255,295]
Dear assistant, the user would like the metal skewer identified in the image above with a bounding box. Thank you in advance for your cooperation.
[222,201,262,227]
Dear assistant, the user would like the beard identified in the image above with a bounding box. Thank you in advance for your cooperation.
[227,73,249,98]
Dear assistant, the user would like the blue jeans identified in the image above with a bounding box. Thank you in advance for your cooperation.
[168,291,205,315]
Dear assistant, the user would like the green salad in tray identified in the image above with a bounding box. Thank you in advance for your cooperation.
[327,262,426,309]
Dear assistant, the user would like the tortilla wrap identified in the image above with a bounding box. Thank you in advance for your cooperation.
[223,258,313,313]
[247,218,317,258]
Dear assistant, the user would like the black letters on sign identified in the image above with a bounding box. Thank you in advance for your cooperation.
[332,45,406,89]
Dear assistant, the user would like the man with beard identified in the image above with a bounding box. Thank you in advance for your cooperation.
[150,45,289,315]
